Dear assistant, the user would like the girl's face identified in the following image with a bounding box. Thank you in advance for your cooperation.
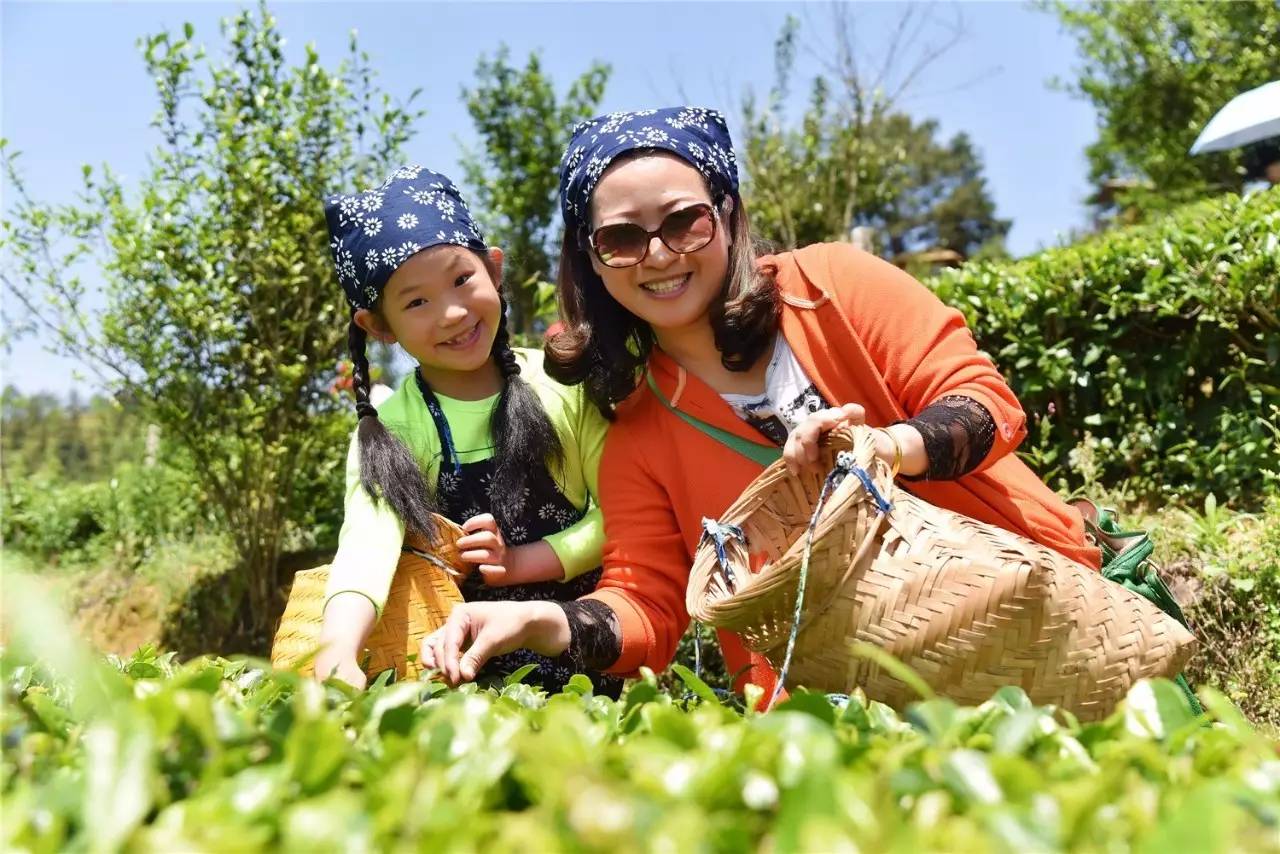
[359,245,503,375]
[587,153,730,337]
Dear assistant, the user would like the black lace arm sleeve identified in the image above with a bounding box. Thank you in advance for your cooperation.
[901,394,998,481]
[557,599,622,673]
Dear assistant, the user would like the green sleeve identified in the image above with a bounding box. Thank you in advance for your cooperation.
[323,432,406,614]
[541,380,610,580]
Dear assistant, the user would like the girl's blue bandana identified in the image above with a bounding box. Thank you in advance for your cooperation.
[324,165,486,311]
[558,106,739,238]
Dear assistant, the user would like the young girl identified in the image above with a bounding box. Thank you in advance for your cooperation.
[314,165,619,698]
[422,107,1101,699]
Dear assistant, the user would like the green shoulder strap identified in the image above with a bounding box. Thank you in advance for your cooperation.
[645,372,782,467]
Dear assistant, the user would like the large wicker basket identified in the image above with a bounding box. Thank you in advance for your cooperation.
[271,514,468,680]
[686,425,1196,721]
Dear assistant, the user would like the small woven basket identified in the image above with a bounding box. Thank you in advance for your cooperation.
[686,425,1196,721]
[271,514,468,680]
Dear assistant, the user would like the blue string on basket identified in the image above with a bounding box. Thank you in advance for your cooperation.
[769,450,893,708]
[700,518,747,592]
[693,518,748,689]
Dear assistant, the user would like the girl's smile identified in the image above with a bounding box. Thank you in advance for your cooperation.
[438,319,485,351]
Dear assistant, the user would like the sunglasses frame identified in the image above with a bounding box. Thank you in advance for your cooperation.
[583,199,726,269]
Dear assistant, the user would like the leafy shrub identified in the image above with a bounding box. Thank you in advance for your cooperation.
[2,640,1277,852]
[1,460,213,568]
[931,189,1280,506]
[1,476,110,562]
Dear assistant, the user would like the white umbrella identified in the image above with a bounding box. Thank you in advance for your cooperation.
[1190,80,1280,154]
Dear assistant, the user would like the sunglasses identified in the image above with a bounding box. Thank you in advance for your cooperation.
[586,202,722,269]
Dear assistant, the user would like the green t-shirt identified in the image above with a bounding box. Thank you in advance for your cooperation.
[324,348,608,612]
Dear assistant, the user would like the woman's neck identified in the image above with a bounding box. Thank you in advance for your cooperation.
[417,357,504,401]
[654,318,771,396]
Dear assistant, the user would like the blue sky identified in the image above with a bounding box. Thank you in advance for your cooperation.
[2,1,1097,397]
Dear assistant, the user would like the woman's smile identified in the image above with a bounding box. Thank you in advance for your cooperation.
[639,272,691,299]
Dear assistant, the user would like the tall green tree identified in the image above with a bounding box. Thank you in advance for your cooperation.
[1047,0,1280,220]
[1,3,420,631]
[742,12,1009,259]
[460,47,610,335]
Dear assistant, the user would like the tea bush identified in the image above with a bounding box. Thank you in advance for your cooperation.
[2,642,1276,853]
[932,189,1280,506]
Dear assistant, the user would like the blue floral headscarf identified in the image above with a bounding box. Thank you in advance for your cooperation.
[324,165,487,311]
[558,106,739,238]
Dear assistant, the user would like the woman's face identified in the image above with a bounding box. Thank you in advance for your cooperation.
[361,245,503,375]
[587,153,730,336]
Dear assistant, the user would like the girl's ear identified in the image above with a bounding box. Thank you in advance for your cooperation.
[487,246,505,282]
[354,308,397,345]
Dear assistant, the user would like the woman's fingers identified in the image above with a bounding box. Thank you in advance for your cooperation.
[783,404,868,475]
[459,623,506,682]
[432,623,453,682]
[420,629,442,670]
[419,603,534,686]
[440,611,471,685]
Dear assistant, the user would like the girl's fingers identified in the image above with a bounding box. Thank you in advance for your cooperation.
[460,548,500,564]
[456,530,501,551]
[461,513,498,533]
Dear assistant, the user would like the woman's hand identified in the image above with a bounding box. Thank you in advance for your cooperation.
[782,403,867,475]
[420,600,571,686]
[783,405,929,478]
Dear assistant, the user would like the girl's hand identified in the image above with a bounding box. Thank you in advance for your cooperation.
[783,403,867,475]
[420,600,571,686]
[313,648,368,690]
[457,513,510,584]
[312,591,377,690]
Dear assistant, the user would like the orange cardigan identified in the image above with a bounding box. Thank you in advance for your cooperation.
[587,243,1101,698]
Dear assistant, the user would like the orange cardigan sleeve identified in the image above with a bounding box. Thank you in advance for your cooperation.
[806,243,1027,475]
[583,422,691,676]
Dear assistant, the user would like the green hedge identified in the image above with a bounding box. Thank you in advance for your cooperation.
[931,189,1280,506]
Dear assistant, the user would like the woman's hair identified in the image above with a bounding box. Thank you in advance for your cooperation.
[546,155,779,418]
[347,253,563,536]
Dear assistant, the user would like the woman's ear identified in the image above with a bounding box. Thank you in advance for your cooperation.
[720,195,735,246]
[354,308,397,345]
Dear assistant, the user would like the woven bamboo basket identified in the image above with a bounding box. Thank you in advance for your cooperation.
[686,425,1196,721]
[271,514,468,680]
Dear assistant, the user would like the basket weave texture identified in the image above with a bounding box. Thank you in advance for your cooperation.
[271,514,467,679]
[685,426,1196,721]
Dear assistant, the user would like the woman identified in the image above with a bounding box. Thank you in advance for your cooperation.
[422,106,1099,698]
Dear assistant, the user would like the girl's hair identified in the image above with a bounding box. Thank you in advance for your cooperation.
[546,160,779,418]
[348,253,563,536]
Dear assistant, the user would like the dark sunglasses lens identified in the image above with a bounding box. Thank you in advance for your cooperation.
[592,224,648,267]
[662,205,715,253]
